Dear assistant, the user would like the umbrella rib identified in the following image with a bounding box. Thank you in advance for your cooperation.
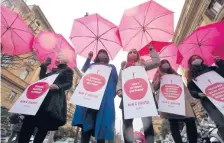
[98,27,116,38]
[11,27,34,35]
[11,29,29,45]
[145,30,153,42]
[76,20,96,37]
[145,12,174,27]
[9,14,19,29]
[146,27,173,35]
[125,30,142,49]
[133,16,143,27]
[141,31,144,45]
[70,35,95,39]
[98,39,113,59]
[79,39,97,55]
[1,13,9,27]
[143,0,152,26]
[119,27,141,32]
[10,30,16,55]
[200,29,213,43]
[195,31,200,45]
[99,38,121,46]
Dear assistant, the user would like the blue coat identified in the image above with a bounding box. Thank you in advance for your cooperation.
[72,58,118,140]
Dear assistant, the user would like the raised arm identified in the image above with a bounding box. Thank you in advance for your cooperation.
[39,57,51,79]
[81,57,91,73]
[145,45,160,71]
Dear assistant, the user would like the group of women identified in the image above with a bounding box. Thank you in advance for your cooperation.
[17,45,224,143]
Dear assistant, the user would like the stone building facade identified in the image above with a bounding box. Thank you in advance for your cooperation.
[173,0,224,120]
[1,0,81,127]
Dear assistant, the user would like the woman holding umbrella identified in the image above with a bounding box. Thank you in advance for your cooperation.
[116,44,160,143]
[72,49,118,143]
[152,59,198,143]
[187,55,224,140]
[18,55,74,143]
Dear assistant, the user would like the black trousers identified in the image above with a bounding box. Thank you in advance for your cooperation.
[18,116,48,143]
[169,118,197,143]
[122,109,154,143]
[81,130,105,143]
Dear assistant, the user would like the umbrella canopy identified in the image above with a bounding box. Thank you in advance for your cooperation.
[138,41,170,55]
[134,131,145,143]
[178,22,224,68]
[70,13,122,60]
[33,31,76,69]
[119,0,174,51]
[0,5,34,55]
[140,42,181,80]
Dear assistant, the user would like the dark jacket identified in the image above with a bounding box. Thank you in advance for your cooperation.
[187,60,224,126]
[30,63,73,130]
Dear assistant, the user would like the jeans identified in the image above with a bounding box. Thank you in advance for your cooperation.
[122,109,154,143]
[169,118,197,143]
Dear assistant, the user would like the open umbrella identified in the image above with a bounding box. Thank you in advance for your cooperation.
[119,0,174,51]
[0,5,34,55]
[33,31,76,69]
[178,22,224,68]
[139,42,181,80]
[138,41,170,55]
[70,13,122,60]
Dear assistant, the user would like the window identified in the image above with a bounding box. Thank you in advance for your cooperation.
[205,0,224,20]
[1,55,12,67]
[8,91,17,101]
[35,20,41,27]
[19,69,29,80]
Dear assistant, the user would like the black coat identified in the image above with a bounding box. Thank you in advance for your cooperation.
[29,64,73,130]
[187,60,224,126]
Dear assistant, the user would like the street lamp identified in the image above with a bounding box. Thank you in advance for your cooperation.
[85,12,89,17]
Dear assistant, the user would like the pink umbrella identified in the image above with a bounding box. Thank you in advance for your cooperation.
[134,131,145,143]
[140,42,181,80]
[33,31,76,69]
[119,0,174,51]
[0,5,34,55]
[138,41,170,55]
[178,22,224,68]
[70,13,122,59]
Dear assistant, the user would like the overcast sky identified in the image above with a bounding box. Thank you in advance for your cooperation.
[27,0,185,133]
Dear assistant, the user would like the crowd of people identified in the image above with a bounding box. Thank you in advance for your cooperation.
[8,44,224,143]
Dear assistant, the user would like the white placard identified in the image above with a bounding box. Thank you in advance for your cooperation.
[158,74,185,116]
[122,66,158,119]
[9,74,59,115]
[70,65,112,110]
[193,71,224,115]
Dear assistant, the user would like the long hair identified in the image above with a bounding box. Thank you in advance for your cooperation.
[127,49,140,61]
[152,60,177,87]
[93,49,109,64]
[159,59,178,74]
[187,55,205,80]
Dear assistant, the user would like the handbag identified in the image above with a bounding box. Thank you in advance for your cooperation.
[45,90,67,126]
[44,70,67,127]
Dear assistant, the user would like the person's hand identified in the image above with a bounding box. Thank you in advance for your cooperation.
[148,44,154,51]
[50,84,59,90]
[117,90,122,97]
[214,56,221,62]
[198,93,207,97]
[121,61,126,69]
[43,57,51,66]
[88,51,93,59]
